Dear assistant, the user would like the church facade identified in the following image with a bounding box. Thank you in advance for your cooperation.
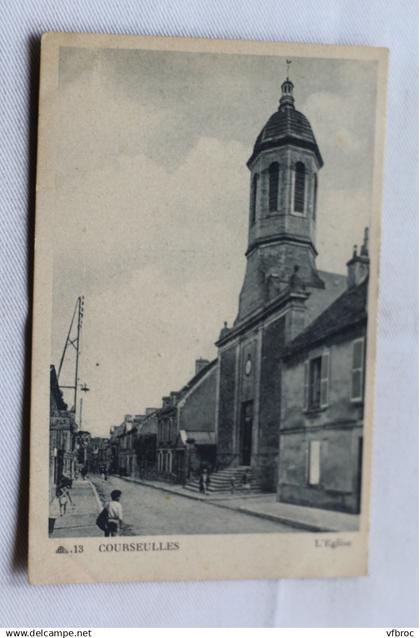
[214,75,347,491]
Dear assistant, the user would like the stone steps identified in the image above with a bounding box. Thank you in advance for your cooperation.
[185,466,263,494]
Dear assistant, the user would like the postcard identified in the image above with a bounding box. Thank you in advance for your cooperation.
[29,32,388,584]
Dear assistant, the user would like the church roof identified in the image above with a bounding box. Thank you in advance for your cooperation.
[305,270,348,326]
[248,108,323,167]
[283,278,368,358]
[247,75,323,167]
[180,358,217,395]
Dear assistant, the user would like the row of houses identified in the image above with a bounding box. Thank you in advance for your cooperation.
[49,365,76,500]
[89,356,218,484]
[49,366,92,498]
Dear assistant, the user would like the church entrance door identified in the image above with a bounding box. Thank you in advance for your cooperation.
[239,401,253,466]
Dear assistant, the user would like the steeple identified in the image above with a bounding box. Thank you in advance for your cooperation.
[279,78,295,111]
[279,61,295,112]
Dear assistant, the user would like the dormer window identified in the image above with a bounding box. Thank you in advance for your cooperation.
[268,162,279,212]
[294,161,306,214]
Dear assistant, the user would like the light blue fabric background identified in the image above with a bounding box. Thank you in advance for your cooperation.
[0,0,418,628]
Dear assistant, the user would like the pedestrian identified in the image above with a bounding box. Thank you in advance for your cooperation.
[241,469,252,493]
[199,468,209,495]
[104,468,108,481]
[57,483,73,516]
[105,489,123,537]
[100,468,105,481]
[81,465,88,480]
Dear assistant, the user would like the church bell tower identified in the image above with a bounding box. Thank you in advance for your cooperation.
[236,69,325,322]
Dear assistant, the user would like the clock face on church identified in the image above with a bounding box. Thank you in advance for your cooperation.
[245,357,252,376]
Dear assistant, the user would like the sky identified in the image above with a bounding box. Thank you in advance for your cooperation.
[52,47,378,436]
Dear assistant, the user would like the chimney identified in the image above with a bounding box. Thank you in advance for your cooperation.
[347,228,370,288]
[145,407,158,415]
[170,391,180,406]
[195,357,210,375]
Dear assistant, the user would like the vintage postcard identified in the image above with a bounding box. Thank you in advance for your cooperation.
[29,32,388,584]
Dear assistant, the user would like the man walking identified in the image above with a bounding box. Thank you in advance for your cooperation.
[105,489,123,537]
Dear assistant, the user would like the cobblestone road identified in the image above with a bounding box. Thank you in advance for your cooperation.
[91,476,297,535]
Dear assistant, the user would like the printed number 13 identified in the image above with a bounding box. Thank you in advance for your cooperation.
[74,545,84,553]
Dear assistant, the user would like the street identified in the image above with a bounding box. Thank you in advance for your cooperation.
[91,476,297,535]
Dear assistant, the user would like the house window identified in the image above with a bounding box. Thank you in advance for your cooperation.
[313,174,318,221]
[268,162,279,212]
[307,440,321,485]
[309,357,322,409]
[351,338,365,401]
[250,174,258,224]
[294,161,306,213]
[304,352,329,410]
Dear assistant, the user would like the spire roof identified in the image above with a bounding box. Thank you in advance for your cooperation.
[248,69,323,167]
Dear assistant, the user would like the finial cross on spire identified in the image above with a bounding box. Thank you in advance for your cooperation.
[286,59,292,79]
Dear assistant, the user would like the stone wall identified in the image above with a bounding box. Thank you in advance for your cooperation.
[278,326,366,513]
[237,241,321,321]
[278,427,363,513]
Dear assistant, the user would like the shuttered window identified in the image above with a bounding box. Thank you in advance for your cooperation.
[268,162,279,212]
[309,356,322,409]
[351,338,365,401]
[304,352,329,410]
[320,352,329,408]
[303,360,309,411]
[294,161,306,213]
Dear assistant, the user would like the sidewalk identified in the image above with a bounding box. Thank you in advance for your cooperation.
[120,475,266,502]
[119,475,359,532]
[235,498,360,532]
[53,479,102,538]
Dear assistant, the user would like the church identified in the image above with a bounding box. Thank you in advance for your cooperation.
[114,69,367,513]
[214,73,349,491]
